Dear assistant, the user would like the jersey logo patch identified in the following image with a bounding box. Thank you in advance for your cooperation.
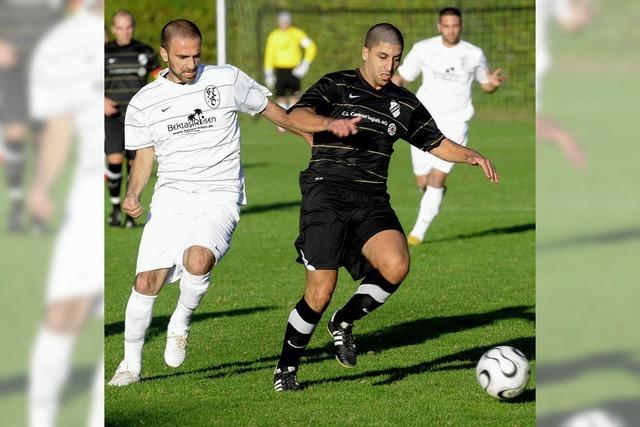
[389,101,400,118]
[205,85,221,109]
[138,53,148,66]
[388,123,396,136]
[348,93,360,99]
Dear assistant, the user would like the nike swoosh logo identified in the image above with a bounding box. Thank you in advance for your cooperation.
[287,340,306,349]
[348,93,360,99]
[161,106,171,112]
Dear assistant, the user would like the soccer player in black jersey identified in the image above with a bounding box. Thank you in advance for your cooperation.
[273,23,499,391]
[105,10,160,227]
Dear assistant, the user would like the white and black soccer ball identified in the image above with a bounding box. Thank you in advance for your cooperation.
[476,346,530,399]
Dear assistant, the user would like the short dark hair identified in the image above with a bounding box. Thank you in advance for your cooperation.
[439,7,462,20]
[364,23,404,49]
[112,9,136,27]
[161,19,202,50]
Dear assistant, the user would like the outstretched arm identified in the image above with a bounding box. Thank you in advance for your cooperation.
[122,146,155,218]
[429,138,499,183]
[260,101,360,139]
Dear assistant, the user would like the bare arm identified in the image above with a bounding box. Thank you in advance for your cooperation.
[27,116,74,221]
[392,74,408,87]
[260,101,360,139]
[429,138,499,183]
[122,146,155,218]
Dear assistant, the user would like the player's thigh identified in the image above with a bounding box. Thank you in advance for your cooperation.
[295,184,349,271]
[183,197,240,268]
[362,229,409,276]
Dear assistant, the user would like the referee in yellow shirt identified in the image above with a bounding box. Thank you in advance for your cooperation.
[264,11,317,127]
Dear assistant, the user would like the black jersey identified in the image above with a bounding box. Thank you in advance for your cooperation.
[105,39,159,108]
[290,69,444,193]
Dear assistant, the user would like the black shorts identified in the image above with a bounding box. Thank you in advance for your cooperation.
[275,68,300,97]
[0,65,28,123]
[105,110,135,159]
[294,182,404,280]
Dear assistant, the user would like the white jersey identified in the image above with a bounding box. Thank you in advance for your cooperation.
[125,64,271,203]
[397,36,489,123]
[536,0,572,77]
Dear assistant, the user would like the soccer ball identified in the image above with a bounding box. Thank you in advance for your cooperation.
[476,346,530,399]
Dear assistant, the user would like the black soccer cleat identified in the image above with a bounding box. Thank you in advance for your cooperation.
[273,366,300,392]
[109,208,121,227]
[327,313,357,368]
[124,215,136,229]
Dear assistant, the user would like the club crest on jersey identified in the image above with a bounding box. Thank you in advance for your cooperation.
[205,85,221,109]
[389,101,400,118]
[138,53,148,66]
[388,123,396,136]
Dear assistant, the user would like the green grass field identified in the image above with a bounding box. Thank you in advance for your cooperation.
[105,117,535,426]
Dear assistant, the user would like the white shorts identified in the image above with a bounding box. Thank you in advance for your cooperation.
[136,186,241,284]
[47,179,104,303]
[410,120,469,175]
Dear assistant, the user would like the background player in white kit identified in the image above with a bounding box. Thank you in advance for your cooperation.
[392,7,507,245]
[108,19,359,386]
[537,0,593,168]
[27,2,104,425]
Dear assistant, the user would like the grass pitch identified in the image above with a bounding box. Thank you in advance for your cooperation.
[105,117,534,426]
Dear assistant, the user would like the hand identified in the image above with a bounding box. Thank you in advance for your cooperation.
[488,68,508,88]
[0,39,17,69]
[292,60,310,79]
[122,195,143,218]
[327,117,361,138]
[264,70,276,90]
[27,187,55,223]
[105,97,119,117]
[467,155,499,183]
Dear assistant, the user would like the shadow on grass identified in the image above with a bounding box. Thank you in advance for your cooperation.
[304,335,535,400]
[104,305,277,339]
[426,223,535,244]
[0,365,95,398]
[142,305,534,389]
[240,200,300,215]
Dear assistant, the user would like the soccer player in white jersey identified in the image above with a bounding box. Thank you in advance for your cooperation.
[392,7,507,245]
[108,19,359,386]
[26,1,104,425]
[537,0,593,168]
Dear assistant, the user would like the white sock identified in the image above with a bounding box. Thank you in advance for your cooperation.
[87,358,104,427]
[29,326,77,427]
[410,186,445,240]
[123,288,157,375]
[168,271,210,335]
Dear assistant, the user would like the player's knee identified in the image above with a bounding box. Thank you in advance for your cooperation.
[43,304,80,333]
[183,246,215,276]
[428,172,446,188]
[5,122,28,141]
[415,175,428,191]
[378,256,409,285]
[134,272,161,296]
[305,285,334,312]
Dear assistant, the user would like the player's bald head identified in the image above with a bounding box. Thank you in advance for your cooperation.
[364,23,404,50]
[161,19,202,50]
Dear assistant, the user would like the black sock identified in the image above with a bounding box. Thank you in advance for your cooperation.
[333,270,399,325]
[277,297,322,370]
[106,162,122,209]
[5,140,25,205]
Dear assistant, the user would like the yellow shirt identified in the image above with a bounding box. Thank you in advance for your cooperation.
[264,27,317,70]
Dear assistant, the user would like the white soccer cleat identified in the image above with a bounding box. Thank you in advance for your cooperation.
[107,361,140,387]
[164,333,189,368]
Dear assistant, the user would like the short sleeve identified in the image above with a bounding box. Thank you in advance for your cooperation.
[288,74,338,116]
[475,50,490,84]
[405,102,445,152]
[397,45,422,82]
[234,66,272,116]
[125,104,154,150]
